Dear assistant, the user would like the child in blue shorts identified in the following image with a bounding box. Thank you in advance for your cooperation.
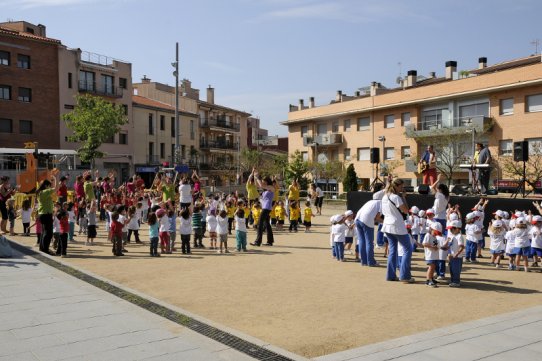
[529,215,542,267]
[512,217,531,272]
[423,222,443,287]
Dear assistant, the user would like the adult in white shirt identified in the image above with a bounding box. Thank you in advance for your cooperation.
[354,199,382,266]
[178,177,193,210]
[311,184,325,215]
[381,179,414,283]
[430,174,449,232]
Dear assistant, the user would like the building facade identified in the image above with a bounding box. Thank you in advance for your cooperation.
[0,21,61,149]
[58,46,134,180]
[283,55,542,190]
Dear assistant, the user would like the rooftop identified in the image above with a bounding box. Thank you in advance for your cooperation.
[0,25,61,45]
[132,95,197,116]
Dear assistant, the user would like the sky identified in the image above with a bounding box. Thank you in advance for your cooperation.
[2,0,541,136]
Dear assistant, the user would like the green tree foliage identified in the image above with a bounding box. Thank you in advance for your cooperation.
[285,150,309,190]
[63,94,127,167]
[343,163,358,192]
[240,148,263,172]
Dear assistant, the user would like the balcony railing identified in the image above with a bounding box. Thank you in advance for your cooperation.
[78,80,123,98]
[200,140,239,150]
[147,155,160,165]
[303,133,343,147]
[200,118,240,131]
[199,162,236,171]
[406,116,493,138]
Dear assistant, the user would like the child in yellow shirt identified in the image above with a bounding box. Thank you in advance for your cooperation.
[289,201,299,233]
[303,201,313,232]
[275,201,286,231]
[251,202,262,230]
[226,201,236,235]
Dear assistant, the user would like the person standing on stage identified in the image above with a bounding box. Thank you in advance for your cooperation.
[476,143,492,194]
[419,145,437,185]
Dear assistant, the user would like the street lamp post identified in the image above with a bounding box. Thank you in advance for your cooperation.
[172,42,180,165]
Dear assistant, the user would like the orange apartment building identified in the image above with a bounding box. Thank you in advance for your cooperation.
[283,55,542,190]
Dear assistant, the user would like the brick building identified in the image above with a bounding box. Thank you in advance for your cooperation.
[0,21,61,149]
[283,55,542,191]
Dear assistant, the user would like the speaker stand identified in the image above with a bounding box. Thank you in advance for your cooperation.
[370,162,384,189]
[511,161,527,199]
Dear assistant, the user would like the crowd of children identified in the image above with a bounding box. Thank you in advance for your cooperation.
[331,197,542,288]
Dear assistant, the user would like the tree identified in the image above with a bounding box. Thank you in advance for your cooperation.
[285,150,309,190]
[497,141,542,192]
[63,94,127,167]
[240,148,263,172]
[261,153,288,179]
[343,163,358,192]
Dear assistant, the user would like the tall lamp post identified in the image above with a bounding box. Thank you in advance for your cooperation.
[172,42,180,165]
[378,135,386,178]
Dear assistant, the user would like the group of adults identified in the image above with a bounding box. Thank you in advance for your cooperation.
[418,143,491,193]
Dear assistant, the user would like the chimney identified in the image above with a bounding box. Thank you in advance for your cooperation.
[428,71,436,78]
[206,85,214,104]
[370,81,379,96]
[406,70,417,87]
[142,75,150,83]
[298,99,304,110]
[309,97,315,108]
[445,61,457,79]
[478,57,487,69]
[37,24,46,37]
[336,90,342,102]
[355,91,361,97]
[289,104,297,112]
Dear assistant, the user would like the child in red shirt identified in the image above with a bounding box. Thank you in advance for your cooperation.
[110,212,124,256]
[56,210,69,257]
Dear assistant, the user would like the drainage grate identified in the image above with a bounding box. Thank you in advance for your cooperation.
[9,241,297,361]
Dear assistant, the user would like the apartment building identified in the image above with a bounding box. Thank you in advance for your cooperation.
[134,79,250,186]
[58,46,133,180]
[283,55,542,190]
[0,21,61,149]
[132,94,198,185]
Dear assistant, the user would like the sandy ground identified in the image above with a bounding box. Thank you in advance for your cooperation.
[8,204,542,358]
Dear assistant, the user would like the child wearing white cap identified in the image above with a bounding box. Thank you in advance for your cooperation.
[331,214,347,262]
[488,219,506,268]
[513,217,531,272]
[343,210,355,256]
[464,212,482,262]
[422,222,444,287]
[445,220,464,287]
[529,215,542,267]
[418,210,427,246]
[505,219,517,270]
[408,206,420,251]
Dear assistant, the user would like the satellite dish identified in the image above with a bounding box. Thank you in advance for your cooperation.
[395,76,403,84]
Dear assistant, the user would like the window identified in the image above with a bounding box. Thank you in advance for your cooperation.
[526,94,542,112]
[332,121,339,133]
[301,151,308,162]
[401,146,411,159]
[19,120,32,135]
[171,117,175,137]
[104,134,115,143]
[458,102,489,120]
[421,108,448,130]
[122,104,128,115]
[18,87,31,102]
[190,119,195,140]
[384,114,395,128]
[344,148,351,161]
[500,98,513,115]
[0,85,11,100]
[0,118,13,133]
[499,139,512,156]
[149,142,154,156]
[171,144,176,161]
[68,72,73,88]
[160,143,165,159]
[317,123,327,135]
[79,71,95,91]
[384,147,395,160]
[0,51,9,66]
[344,119,351,131]
[101,74,113,95]
[181,145,186,160]
[357,117,370,131]
[148,113,154,135]
[528,138,542,155]
[401,112,411,126]
[119,77,127,89]
[17,54,30,69]
[119,133,128,145]
[160,115,165,130]
[301,125,308,137]
[357,147,370,161]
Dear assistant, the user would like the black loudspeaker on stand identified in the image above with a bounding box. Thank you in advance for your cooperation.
[513,141,528,162]
[370,147,380,164]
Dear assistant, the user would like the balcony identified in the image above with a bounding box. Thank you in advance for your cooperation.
[200,140,239,151]
[405,116,493,138]
[199,162,236,171]
[200,118,240,132]
[147,155,160,165]
[303,133,343,147]
[78,80,123,98]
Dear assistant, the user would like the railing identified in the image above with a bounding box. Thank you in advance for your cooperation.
[199,118,240,131]
[80,51,115,66]
[303,133,342,146]
[147,155,160,164]
[200,141,239,150]
[419,115,488,131]
[199,162,236,171]
[78,80,123,98]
